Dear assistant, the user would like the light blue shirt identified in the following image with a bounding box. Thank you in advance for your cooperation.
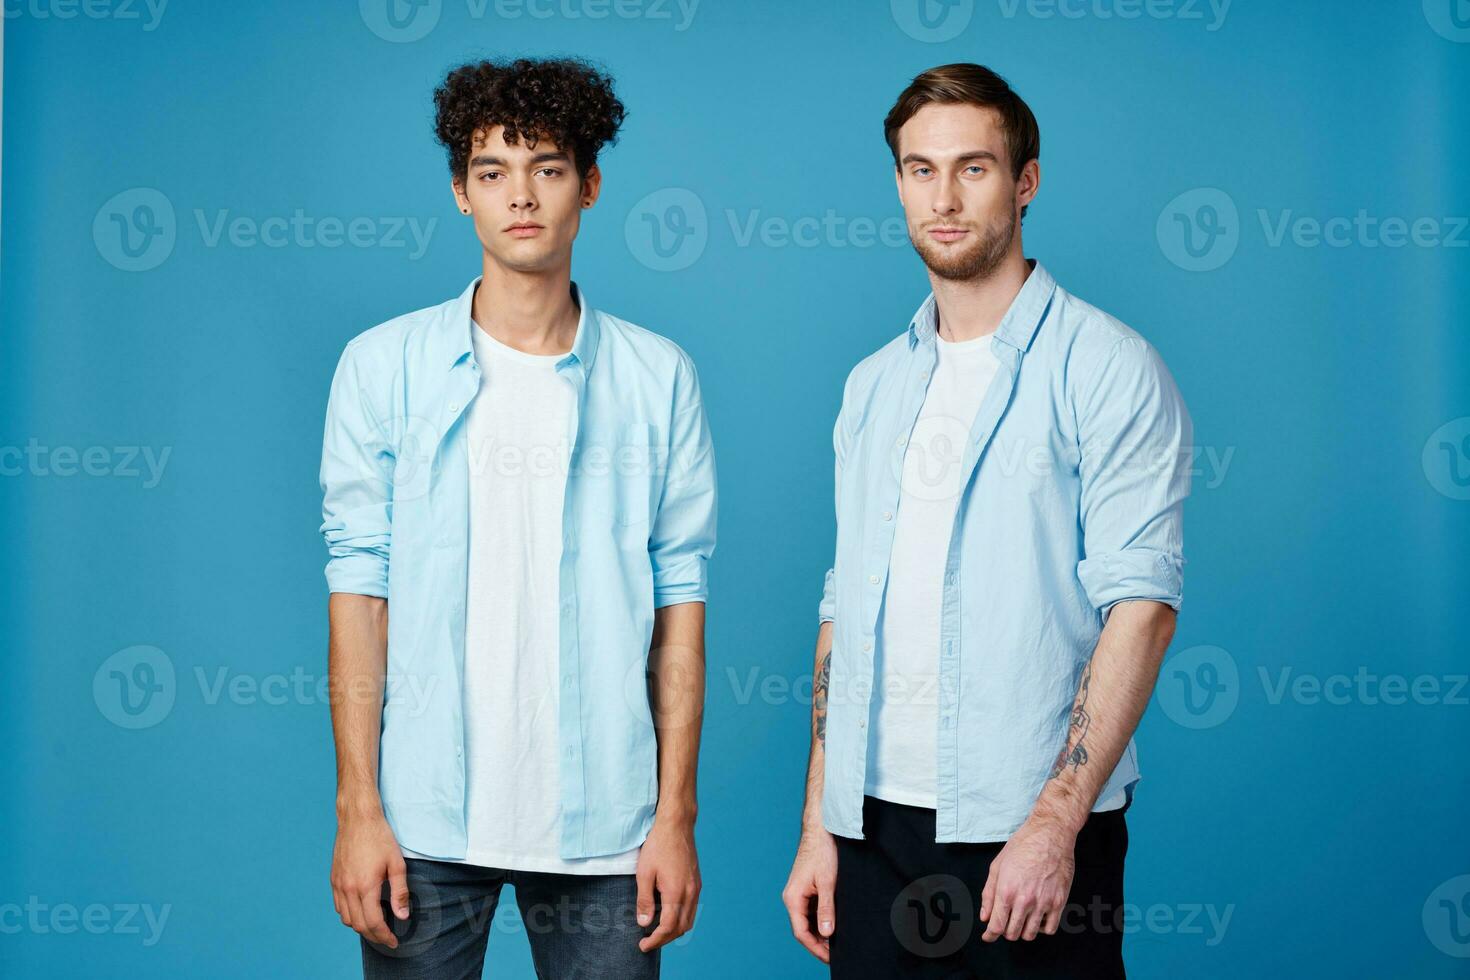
[319,278,717,861]
[819,261,1191,843]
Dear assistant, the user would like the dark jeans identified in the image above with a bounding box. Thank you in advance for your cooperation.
[830,795,1129,979]
[361,858,659,980]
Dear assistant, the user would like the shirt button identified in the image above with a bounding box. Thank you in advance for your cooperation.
[862,640,872,652]
[920,370,930,380]
[894,437,905,448]
[858,719,866,729]
[448,402,459,413]
[882,511,893,522]
[868,574,879,585]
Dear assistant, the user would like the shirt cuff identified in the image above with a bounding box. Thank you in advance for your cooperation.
[325,551,389,598]
[1077,548,1183,615]
[653,555,708,608]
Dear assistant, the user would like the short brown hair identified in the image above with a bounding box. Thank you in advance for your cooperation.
[884,63,1040,214]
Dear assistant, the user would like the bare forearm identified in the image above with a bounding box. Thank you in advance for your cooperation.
[649,601,706,826]
[1031,600,1177,834]
[328,592,389,820]
[801,621,834,833]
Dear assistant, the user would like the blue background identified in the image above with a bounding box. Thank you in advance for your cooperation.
[3,0,1468,976]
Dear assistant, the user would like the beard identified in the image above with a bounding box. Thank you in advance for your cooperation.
[910,206,1017,282]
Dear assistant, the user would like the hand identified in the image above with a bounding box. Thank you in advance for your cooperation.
[781,827,838,963]
[331,810,409,949]
[635,814,701,952]
[979,816,1077,942]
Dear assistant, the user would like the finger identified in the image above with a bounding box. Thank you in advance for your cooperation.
[980,868,998,923]
[640,901,679,952]
[677,886,699,935]
[1004,897,1030,941]
[1041,906,1061,936]
[357,884,397,949]
[388,863,411,921]
[815,874,837,938]
[982,893,1010,942]
[333,886,352,928]
[783,887,830,963]
[1021,907,1044,941]
[635,869,656,930]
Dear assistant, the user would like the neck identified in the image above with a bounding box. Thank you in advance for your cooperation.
[929,243,1032,343]
[471,253,579,355]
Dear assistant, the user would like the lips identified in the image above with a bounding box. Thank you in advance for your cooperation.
[928,227,969,243]
[505,223,544,238]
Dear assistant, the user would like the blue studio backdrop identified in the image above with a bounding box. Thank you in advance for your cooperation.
[3,1,1467,976]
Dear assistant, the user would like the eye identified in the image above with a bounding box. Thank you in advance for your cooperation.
[478,171,503,182]
[912,166,933,178]
[964,165,985,175]
[536,167,562,178]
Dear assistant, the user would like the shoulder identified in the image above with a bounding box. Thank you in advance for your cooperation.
[841,329,911,404]
[1042,283,1176,396]
[336,295,455,374]
[595,308,700,377]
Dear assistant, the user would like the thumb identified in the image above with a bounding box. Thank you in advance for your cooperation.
[388,866,411,921]
[636,869,656,928]
[816,876,836,938]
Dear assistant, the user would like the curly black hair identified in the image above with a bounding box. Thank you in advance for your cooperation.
[433,57,626,180]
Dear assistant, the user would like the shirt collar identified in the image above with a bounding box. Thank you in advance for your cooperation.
[441,277,600,373]
[907,259,1057,353]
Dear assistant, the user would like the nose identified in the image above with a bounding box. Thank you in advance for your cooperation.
[931,177,960,218]
[508,175,537,214]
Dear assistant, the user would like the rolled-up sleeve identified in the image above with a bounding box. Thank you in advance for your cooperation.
[1074,336,1192,616]
[319,341,393,598]
[650,351,717,608]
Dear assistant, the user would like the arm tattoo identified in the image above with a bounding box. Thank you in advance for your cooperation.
[814,650,831,747]
[1049,661,1092,778]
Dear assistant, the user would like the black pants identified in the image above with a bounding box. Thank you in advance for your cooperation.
[831,796,1129,979]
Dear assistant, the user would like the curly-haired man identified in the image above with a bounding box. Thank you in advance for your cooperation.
[321,57,715,979]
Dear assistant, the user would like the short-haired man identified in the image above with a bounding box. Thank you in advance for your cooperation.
[322,57,716,979]
[783,63,1191,978]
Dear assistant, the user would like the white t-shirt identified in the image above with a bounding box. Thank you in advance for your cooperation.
[866,331,1001,808]
[401,321,641,874]
[866,329,1127,814]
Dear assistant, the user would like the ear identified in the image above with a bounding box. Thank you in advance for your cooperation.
[579,165,603,209]
[893,164,904,205]
[451,176,470,215]
[1016,159,1041,213]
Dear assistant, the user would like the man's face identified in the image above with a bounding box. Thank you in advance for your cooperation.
[453,125,600,273]
[893,103,1038,281]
